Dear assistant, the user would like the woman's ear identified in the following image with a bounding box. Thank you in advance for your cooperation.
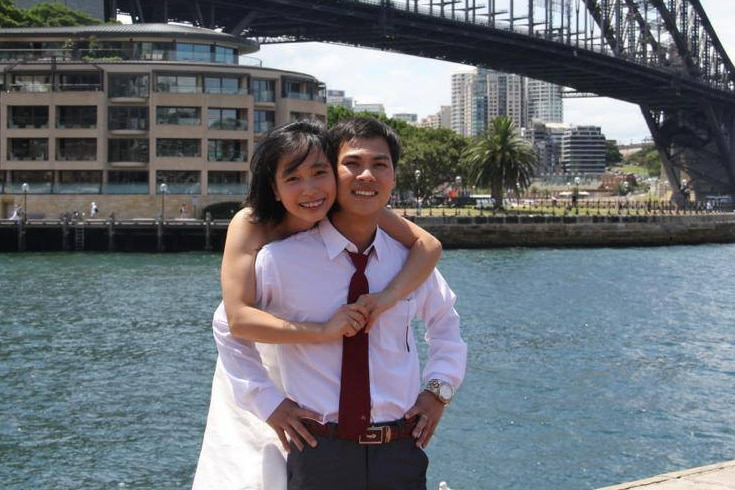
[271,182,281,201]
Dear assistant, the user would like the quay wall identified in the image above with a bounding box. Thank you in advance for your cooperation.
[1,213,734,252]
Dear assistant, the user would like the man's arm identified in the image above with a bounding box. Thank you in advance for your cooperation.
[404,269,467,448]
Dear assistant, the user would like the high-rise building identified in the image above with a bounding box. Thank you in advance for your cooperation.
[527,78,563,123]
[392,113,418,124]
[353,103,385,115]
[0,24,327,219]
[560,126,607,174]
[452,68,563,137]
[326,89,354,110]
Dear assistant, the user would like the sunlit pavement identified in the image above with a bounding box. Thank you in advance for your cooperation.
[598,460,735,490]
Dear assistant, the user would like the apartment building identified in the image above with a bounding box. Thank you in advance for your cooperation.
[0,23,326,219]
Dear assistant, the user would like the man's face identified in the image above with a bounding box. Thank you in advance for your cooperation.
[335,137,395,217]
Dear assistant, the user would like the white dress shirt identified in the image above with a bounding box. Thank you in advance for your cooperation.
[215,218,467,424]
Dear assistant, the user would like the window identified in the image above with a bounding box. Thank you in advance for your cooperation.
[176,43,211,62]
[108,170,148,194]
[204,76,241,95]
[57,138,97,161]
[156,74,199,94]
[109,139,149,163]
[156,170,201,194]
[207,108,246,130]
[251,78,276,103]
[215,46,237,64]
[156,107,201,126]
[9,106,48,128]
[108,74,149,98]
[57,171,102,194]
[11,74,50,92]
[9,170,53,193]
[156,138,201,157]
[58,106,97,129]
[208,140,246,162]
[253,110,275,134]
[109,106,148,130]
[58,71,102,91]
[208,171,248,195]
[8,138,48,161]
[283,78,314,101]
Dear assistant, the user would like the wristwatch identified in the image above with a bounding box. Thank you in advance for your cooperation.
[423,379,455,406]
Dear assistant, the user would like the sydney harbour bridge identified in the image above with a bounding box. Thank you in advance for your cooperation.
[102,0,735,202]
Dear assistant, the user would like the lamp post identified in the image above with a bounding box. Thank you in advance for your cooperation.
[414,169,421,217]
[21,182,29,222]
[455,175,462,215]
[573,176,580,215]
[159,182,168,220]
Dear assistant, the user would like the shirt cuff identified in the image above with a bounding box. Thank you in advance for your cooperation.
[250,386,286,423]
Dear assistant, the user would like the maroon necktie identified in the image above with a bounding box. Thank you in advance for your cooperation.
[337,251,371,439]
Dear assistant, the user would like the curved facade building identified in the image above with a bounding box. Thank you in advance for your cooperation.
[0,24,327,219]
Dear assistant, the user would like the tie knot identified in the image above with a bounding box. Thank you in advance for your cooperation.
[348,251,368,273]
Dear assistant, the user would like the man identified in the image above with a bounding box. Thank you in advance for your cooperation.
[216,117,466,489]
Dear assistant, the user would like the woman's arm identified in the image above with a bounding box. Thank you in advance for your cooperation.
[365,209,442,324]
[221,209,366,343]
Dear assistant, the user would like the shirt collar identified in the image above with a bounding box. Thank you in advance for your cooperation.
[318,219,387,262]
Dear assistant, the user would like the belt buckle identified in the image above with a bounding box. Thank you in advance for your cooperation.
[358,425,391,445]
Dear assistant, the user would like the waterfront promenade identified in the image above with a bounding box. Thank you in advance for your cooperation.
[2,211,734,252]
[599,460,735,489]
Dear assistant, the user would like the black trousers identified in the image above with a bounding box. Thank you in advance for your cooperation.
[287,436,428,490]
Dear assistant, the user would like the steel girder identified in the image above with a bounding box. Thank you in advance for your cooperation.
[107,0,735,199]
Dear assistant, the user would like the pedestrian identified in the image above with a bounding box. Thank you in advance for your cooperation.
[212,117,466,489]
[193,119,444,489]
[179,203,188,218]
[90,201,98,217]
[9,205,21,221]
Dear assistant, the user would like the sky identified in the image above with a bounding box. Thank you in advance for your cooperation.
[254,0,735,144]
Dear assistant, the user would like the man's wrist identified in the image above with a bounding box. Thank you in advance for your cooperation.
[423,379,455,406]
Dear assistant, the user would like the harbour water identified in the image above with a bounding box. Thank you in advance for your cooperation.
[1,246,735,489]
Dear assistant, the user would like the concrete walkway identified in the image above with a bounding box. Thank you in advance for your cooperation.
[598,460,735,489]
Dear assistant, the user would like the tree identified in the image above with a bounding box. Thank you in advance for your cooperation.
[0,1,102,28]
[461,116,537,210]
[398,127,468,204]
[605,140,623,166]
[0,0,26,27]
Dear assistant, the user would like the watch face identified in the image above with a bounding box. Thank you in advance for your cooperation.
[439,384,453,400]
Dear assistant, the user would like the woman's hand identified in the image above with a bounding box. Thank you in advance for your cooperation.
[322,304,369,340]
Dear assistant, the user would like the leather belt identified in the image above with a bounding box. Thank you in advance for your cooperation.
[301,416,418,445]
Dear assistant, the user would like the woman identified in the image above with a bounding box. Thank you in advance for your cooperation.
[193,120,441,489]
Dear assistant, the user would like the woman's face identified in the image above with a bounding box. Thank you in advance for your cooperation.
[272,147,336,228]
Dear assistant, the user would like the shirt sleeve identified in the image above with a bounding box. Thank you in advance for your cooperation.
[212,247,286,422]
[417,269,467,389]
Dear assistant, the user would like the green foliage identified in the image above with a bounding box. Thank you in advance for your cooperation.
[606,140,622,165]
[461,116,537,210]
[0,1,102,27]
[0,0,26,27]
[398,126,468,202]
[624,143,662,177]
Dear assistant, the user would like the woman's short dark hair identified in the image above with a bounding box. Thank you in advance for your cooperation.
[246,119,330,224]
[326,117,401,167]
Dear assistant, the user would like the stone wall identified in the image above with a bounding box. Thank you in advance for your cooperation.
[415,214,735,248]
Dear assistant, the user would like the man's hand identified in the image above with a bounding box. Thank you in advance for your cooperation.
[404,390,446,449]
[323,304,369,340]
[266,399,322,452]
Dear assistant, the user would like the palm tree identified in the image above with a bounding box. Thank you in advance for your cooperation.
[462,116,537,210]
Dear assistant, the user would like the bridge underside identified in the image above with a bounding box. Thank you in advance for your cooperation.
[109,0,735,200]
